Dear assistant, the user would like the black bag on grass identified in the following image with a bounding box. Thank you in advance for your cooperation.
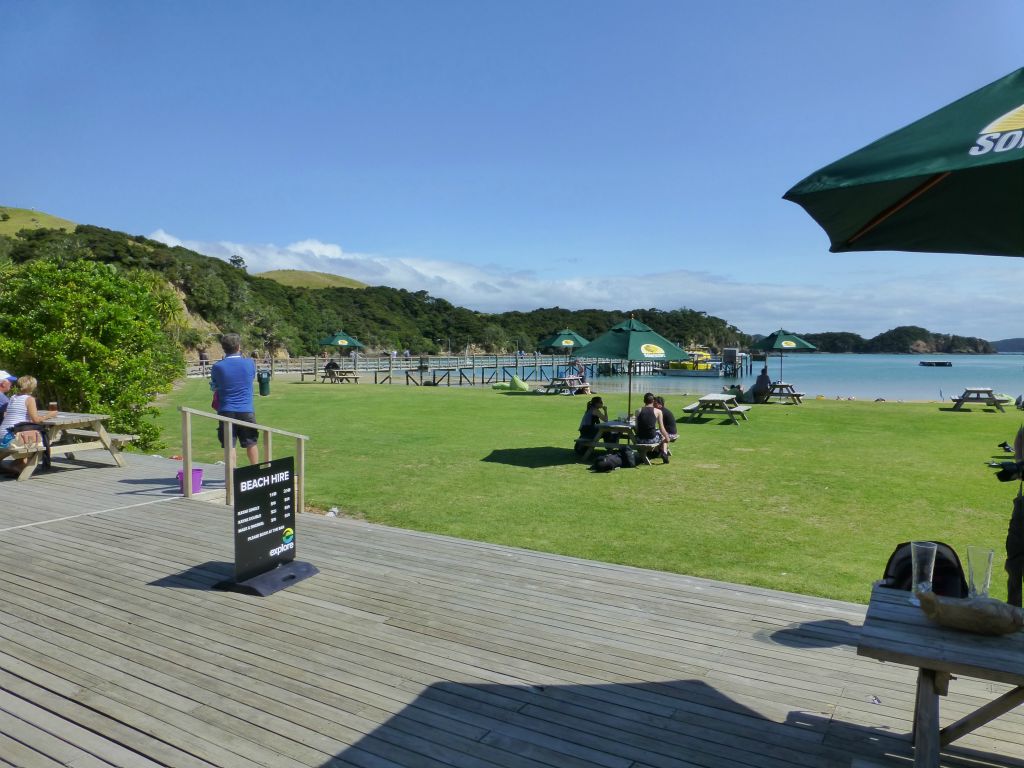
[619,447,638,468]
[881,541,968,598]
[593,453,623,472]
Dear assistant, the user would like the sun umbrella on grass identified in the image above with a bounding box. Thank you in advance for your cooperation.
[577,318,688,414]
[750,330,815,382]
[538,329,589,377]
[784,67,1024,256]
[317,331,364,349]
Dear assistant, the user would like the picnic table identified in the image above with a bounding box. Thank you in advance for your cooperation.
[578,421,654,465]
[538,376,591,395]
[1,412,133,481]
[765,381,804,404]
[323,369,361,384]
[950,386,1007,412]
[682,393,750,425]
[857,583,1024,767]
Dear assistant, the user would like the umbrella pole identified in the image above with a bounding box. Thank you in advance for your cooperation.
[627,362,633,417]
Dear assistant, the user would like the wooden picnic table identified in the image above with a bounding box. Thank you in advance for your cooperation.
[578,421,653,465]
[765,381,804,404]
[323,369,361,384]
[857,583,1024,767]
[683,393,751,425]
[1,412,132,481]
[538,375,591,395]
[951,386,1007,412]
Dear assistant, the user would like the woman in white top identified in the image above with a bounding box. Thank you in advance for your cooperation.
[1,375,56,475]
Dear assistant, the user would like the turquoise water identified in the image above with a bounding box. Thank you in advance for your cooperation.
[593,354,1024,402]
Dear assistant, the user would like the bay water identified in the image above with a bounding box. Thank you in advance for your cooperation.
[592,354,1024,402]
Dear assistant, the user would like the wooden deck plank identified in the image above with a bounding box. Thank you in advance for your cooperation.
[1,455,1023,768]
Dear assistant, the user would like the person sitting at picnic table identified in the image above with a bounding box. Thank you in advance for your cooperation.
[572,358,587,382]
[0,375,57,475]
[749,366,772,403]
[636,392,670,464]
[578,396,607,441]
[0,370,16,421]
[653,396,678,452]
[324,359,340,373]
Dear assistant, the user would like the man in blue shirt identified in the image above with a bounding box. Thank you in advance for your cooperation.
[210,333,259,465]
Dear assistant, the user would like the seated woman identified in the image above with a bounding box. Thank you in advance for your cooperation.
[577,396,607,442]
[635,392,670,464]
[0,376,57,475]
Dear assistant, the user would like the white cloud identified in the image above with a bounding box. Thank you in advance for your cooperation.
[148,229,1024,339]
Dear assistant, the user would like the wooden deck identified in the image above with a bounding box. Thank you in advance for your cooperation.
[1,455,1023,767]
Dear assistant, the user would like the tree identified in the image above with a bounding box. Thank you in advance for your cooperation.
[0,258,184,449]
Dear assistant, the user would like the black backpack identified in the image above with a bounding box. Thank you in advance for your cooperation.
[619,447,638,468]
[593,453,623,472]
[882,541,968,598]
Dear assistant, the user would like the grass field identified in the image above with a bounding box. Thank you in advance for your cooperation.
[257,269,367,289]
[0,206,76,236]
[152,377,1020,604]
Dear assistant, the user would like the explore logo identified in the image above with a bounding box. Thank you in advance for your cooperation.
[969,104,1024,156]
[781,340,797,348]
[269,529,295,558]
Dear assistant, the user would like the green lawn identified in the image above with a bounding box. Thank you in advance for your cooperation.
[152,377,1018,604]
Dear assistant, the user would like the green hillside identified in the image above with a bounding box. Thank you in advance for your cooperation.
[259,269,366,289]
[0,205,76,236]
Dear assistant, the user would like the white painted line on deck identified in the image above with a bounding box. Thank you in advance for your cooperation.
[0,495,180,533]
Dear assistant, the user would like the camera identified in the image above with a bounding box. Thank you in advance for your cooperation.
[995,461,1024,482]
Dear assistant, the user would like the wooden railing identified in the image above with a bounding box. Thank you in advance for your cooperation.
[179,406,309,509]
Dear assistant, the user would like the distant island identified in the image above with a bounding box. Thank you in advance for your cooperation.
[792,327,994,354]
[992,338,1024,353]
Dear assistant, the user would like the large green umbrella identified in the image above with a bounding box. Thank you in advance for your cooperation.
[577,318,688,413]
[317,331,364,349]
[538,329,589,352]
[538,329,589,377]
[750,330,815,382]
[784,67,1024,256]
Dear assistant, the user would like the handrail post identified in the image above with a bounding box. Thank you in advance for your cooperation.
[264,431,272,463]
[224,422,234,506]
[295,436,305,514]
[182,410,193,497]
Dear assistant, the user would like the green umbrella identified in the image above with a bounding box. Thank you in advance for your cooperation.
[317,331,364,349]
[749,330,815,382]
[577,318,689,414]
[784,67,1024,256]
[538,329,589,352]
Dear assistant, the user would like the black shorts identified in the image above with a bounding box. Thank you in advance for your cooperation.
[217,411,258,448]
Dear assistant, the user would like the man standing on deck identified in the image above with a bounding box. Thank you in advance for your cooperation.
[210,333,259,466]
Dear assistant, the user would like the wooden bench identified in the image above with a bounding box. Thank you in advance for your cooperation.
[299,369,319,382]
[681,403,701,413]
[0,440,47,480]
[63,429,138,449]
[728,405,752,420]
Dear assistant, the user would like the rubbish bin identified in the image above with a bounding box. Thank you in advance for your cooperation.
[258,369,271,396]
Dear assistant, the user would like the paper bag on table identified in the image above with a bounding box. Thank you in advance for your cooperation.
[918,591,1024,635]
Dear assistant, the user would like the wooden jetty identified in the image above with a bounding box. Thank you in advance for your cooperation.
[1,454,1023,767]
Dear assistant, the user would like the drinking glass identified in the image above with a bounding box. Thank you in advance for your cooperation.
[967,545,994,598]
[910,541,937,606]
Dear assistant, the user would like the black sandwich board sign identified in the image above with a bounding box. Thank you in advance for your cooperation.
[223,457,317,595]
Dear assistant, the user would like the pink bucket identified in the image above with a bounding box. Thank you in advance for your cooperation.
[176,468,203,493]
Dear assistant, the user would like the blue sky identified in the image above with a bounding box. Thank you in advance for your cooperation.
[4,1,1024,338]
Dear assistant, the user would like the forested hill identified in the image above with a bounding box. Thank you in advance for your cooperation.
[0,223,747,355]
[801,327,994,354]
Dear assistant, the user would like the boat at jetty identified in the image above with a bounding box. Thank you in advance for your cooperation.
[661,347,725,377]
[919,360,953,367]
